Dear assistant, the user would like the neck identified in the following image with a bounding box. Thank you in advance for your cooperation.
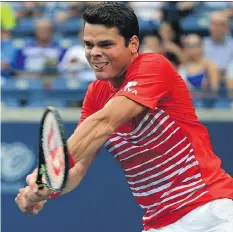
[187,56,203,63]
[109,53,139,88]
[37,40,51,46]
[212,35,225,43]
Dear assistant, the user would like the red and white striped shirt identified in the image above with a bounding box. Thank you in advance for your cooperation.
[78,53,233,230]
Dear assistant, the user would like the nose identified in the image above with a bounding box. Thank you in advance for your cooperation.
[90,46,103,57]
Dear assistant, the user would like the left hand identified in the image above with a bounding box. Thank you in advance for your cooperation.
[15,186,48,216]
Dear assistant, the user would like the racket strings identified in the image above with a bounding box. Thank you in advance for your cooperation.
[41,112,66,191]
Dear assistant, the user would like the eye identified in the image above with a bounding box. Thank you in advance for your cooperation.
[84,43,93,49]
[101,43,113,48]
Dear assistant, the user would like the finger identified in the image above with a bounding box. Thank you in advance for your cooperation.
[27,174,38,190]
[32,200,47,214]
[26,187,51,203]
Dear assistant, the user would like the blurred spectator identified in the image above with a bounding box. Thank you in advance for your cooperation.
[1,2,16,79]
[159,20,185,67]
[128,2,164,21]
[141,34,162,54]
[223,2,233,19]
[162,2,200,21]
[203,2,232,10]
[226,60,233,98]
[203,11,233,76]
[54,2,84,24]
[14,2,44,20]
[178,34,220,92]
[13,19,66,78]
[58,32,94,81]
[1,2,16,30]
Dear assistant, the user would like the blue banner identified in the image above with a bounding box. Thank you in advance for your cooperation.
[1,121,233,232]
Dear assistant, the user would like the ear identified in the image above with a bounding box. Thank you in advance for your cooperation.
[130,35,139,54]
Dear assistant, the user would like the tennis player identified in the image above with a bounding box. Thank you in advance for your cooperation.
[15,3,233,231]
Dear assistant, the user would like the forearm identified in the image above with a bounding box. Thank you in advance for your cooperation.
[61,156,94,195]
[67,110,115,163]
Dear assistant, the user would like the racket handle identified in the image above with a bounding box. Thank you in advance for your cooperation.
[36,180,45,190]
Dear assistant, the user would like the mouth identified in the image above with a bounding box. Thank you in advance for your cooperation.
[92,62,109,70]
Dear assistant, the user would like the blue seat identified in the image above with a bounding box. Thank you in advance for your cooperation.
[138,18,160,34]
[56,17,81,36]
[46,78,88,107]
[181,15,209,36]
[1,78,45,107]
[13,18,35,37]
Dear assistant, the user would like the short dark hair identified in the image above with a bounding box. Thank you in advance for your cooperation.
[83,2,139,47]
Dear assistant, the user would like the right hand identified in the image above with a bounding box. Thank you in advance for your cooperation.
[15,168,53,216]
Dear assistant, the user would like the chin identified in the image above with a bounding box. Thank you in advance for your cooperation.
[95,72,114,81]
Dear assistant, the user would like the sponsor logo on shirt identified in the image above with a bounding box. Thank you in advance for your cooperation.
[121,81,138,95]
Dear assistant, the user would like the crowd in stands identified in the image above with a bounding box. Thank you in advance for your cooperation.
[1,1,233,108]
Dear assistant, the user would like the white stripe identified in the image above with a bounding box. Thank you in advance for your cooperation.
[143,120,173,146]
[116,112,152,136]
[120,127,180,161]
[134,115,170,142]
[104,112,159,147]
[128,154,195,185]
[104,136,122,147]
[161,174,202,199]
[129,111,165,139]
[183,173,201,182]
[186,155,195,162]
[124,137,187,172]
[143,190,207,220]
[109,114,169,154]
[132,182,172,197]
[160,179,203,200]
[130,161,199,197]
[146,189,198,213]
[109,116,171,153]
[140,182,206,209]
[114,121,175,158]
[109,141,127,152]
[174,190,208,211]
[125,146,192,178]
[160,183,205,202]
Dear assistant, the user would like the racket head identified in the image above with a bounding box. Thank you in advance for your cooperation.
[36,106,69,192]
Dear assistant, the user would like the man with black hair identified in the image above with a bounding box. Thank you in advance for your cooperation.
[16,3,233,232]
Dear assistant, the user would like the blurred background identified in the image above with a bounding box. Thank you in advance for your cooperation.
[1,1,233,232]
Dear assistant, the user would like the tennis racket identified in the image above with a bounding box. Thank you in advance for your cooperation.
[36,106,69,192]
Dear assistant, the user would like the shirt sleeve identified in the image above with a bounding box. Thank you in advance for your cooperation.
[76,83,96,128]
[115,54,175,110]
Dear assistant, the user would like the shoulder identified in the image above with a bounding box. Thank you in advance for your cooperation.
[204,59,217,69]
[128,53,172,74]
[134,52,168,64]
[87,80,109,93]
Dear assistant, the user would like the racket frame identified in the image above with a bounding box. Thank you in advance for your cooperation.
[36,106,69,192]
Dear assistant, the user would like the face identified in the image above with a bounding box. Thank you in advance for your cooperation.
[183,36,202,60]
[142,36,161,53]
[36,22,53,43]
[159,22,174,41]
[210,15,228,41]
[83,23,138,82]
